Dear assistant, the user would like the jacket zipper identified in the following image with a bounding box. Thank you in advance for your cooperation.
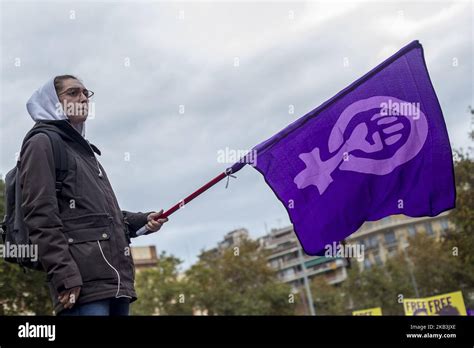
[85,140,103,178]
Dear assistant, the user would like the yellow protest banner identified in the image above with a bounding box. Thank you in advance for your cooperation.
[403,291,467,316]
[352,307,382,316]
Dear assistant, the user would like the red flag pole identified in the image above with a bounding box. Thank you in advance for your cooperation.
[135,170,231,236]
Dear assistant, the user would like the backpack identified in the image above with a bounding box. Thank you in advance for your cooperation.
[1,128,68,271]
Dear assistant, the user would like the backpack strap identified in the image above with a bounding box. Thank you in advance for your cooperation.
[42,130,68,194]
[20,128,69,195]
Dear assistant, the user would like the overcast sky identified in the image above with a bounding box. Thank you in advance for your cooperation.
[1,0,472,269]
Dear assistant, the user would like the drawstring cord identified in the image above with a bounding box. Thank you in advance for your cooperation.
[225,168,237,189]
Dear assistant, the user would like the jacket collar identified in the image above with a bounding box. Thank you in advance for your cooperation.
[33,120,101,156]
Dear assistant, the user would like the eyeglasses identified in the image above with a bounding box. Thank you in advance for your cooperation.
[58,87,94,99]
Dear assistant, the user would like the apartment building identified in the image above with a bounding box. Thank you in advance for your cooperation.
[346,212,452,270]
[259,226,348,291]
[131,245,159,271]
[187,213,452,292]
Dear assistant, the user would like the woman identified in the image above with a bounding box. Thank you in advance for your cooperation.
[20,75,168,315]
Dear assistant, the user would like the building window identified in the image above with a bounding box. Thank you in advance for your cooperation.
[367,235,378,249]
[282,268,295,279]
[280,241,294,249]
[384,230,397,245]
[270,259,280,268]
[283,252,297,263]
[407,225,416,237]
[425,223,434,236]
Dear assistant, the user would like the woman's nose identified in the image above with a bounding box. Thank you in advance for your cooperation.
[79,93,88,102]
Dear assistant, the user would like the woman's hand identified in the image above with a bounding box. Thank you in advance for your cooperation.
[145,209,169,233]
[58,286,81,309]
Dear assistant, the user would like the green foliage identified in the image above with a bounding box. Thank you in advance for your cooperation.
[311,277,347,315]
[185,238,295,315]
[131,252,193,315]
[132,239,295,315]
[0,261,53,315]
[0,178,53,315]
[343,256,412,315]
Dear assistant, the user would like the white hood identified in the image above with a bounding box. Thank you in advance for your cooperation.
[26,78,86,137]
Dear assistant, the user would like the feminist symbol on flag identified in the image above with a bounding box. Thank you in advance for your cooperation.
[293,96,428,195]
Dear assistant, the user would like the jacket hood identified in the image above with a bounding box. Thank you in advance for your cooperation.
[26,78,86,137]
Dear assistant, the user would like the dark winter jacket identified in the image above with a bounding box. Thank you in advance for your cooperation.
[19,119,152,314]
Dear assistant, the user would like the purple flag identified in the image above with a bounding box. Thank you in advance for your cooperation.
[236,41,455,255]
